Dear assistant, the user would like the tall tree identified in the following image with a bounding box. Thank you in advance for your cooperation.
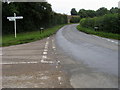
[85,10,96,18]
[78,9,87,18]
[110,7,118,14]
[71,8,78,15]
[78,9,96,18]
[96,7,109,16]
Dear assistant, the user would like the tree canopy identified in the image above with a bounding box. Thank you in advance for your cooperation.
[75,7,119,18]
[2,2,68,35]
[96,7,109,16]
[71,8,78,15]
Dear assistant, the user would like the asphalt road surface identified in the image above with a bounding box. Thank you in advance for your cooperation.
[2,24,119,88]
[2,36,72,88]
[55,24,118,88]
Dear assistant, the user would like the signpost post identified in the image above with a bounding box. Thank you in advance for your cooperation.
[7,13,23,38]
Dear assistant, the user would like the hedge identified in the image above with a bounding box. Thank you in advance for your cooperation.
[70,17,81,23]
[2,2,68,35]
[80,13,119,34]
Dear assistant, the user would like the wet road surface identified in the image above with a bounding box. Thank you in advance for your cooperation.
[55,24,118,88]
[2,24,119,88]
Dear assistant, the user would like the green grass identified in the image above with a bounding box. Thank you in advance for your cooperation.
[77,25,120,40]
[2,25,65,47]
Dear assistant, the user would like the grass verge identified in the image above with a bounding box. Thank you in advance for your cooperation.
[77,25,120,40]
[2,25,64,47]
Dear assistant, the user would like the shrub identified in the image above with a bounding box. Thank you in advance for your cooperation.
[70,17,80,23]
[80,13,119,34]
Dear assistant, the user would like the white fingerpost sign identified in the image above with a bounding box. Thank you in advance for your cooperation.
[7,13,23,38]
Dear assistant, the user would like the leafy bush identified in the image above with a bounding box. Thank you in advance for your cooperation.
[70,17,80,23]
[80,13,119,34]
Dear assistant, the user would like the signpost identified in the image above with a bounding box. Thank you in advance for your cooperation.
[7,13,23,38]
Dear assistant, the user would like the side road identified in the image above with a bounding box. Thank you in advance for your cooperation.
[2,35,72,88]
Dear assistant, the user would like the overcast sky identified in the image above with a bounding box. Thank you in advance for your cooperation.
[48,0,119,15]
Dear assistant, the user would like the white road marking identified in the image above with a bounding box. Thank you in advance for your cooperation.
[58,76,62,85]
[56,66,58,68]
[56,61,60,65]
[2,37,52,65]
[53,47,56,49]
[43,52,47,55]
[41,59,53,64]
[47,37,50,39]
[1,61,38,65]
[52,39,56,50]
[42,55,47,59]
[41,37,55,64]
[58,77,62,81]
[41,59,46,63]
[102,38,118,44]
[92,35,118,45]
[46,42,49,45]
[40,76,49,80]
[57,61,60,63]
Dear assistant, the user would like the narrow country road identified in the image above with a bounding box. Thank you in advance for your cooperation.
[2,24,119,88]
[55,24,119,88]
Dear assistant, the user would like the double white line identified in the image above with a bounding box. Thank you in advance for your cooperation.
[41,37,54,64]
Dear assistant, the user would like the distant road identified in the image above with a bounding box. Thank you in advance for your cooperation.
[55,24,118,88]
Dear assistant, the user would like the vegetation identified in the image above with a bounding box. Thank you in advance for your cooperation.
[110,7,119,14]
[2,2,68,35]
[2,25,64,47]
[78,9,96,18]
[80,13,119,34]
[70,17,80,23]
[96,7,109,16]
[76,7,119,40]
[77,25,120,40]
[70,8,78,15]
[70,7,119,18]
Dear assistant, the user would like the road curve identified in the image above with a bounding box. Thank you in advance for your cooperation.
[55,24,118,88]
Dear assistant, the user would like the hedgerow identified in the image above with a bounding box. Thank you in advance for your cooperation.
[80,13,119,34]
